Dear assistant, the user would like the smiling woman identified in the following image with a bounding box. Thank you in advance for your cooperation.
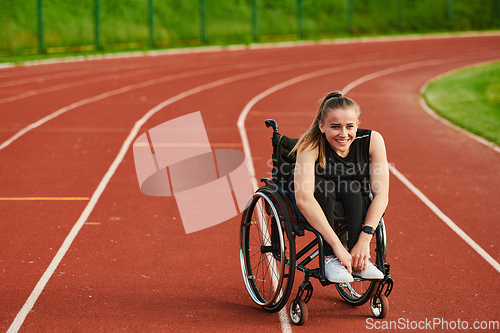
[289,91,389,283]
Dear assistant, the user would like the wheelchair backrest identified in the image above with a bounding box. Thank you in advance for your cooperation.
[267,119,298,191]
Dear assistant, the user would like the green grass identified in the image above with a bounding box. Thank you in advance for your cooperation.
[1,0,499,60]
[423,61,500,146]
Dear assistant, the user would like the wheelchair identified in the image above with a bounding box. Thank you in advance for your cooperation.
[239,119,394,325]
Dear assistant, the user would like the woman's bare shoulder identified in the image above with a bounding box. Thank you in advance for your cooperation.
[298,142,318,154]
[369,130,387,157]
[297,143,319,163]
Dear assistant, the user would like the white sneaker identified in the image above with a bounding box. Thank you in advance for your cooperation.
[325,257,354,283]
[352,262,384,280]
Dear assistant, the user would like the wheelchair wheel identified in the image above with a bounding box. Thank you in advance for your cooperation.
[240,186,296,313]
[334,219,387,306]
[370,294,389,319]
[290,299,308,325]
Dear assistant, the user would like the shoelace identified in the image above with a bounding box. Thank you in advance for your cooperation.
[325,257,337,264]
[325,257,346,272]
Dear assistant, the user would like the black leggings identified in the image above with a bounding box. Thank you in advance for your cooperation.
[310,177,371,256]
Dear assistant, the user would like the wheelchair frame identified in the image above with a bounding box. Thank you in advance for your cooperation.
[239,119,394,325]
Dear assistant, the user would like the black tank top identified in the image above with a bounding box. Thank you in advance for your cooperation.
[316,129,372,195]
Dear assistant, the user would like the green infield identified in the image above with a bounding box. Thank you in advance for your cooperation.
[422,61,500,147]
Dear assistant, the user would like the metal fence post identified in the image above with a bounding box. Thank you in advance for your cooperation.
[199,0,206,44]
[297,0,303,39]
[149,0,154,47]
[398,0,403,31]
[94,0,100,50]
[447,0,454,23]
[38,0,44,53]
[348,0,354,34]
[252,0,258,42]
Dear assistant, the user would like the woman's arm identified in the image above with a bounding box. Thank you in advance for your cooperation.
[294,146,353,273]
[350,130,389,272]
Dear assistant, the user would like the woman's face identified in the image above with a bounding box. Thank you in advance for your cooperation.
[319,108,358,158]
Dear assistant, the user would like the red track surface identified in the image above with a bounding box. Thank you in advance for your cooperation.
[1,34,499,332]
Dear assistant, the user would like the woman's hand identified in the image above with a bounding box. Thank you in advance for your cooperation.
[350,232,372,273]
[332,244,353,274]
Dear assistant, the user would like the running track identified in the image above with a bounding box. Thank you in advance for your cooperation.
[1,34,499,332]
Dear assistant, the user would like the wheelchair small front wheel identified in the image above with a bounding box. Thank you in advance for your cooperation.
[370,294,389,319]
[290,299,308,326]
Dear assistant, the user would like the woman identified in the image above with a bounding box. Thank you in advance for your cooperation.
[291,91,389,283]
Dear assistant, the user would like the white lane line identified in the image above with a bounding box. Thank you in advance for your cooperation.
[5,63,343,333]
[0,66,117,88]
[0,68,206,151]
[0,64,250,151]
[0,62,158,88]
[0,66,91,79]
[389,165,500,272]
[0,74,119,104]
[0,64,208,104]
[341,61,500,273]
[0,59,274,105]
[0,58,353,152]
[0,59,241,104]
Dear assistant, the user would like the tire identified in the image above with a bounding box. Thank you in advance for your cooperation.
[334,220,386,306]
[370,294,389,319]
[240,186,296,313]
[290,299,308,325]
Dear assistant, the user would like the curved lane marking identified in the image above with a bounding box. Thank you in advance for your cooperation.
[0,62,161,88]
[0,63,254,151]
[0,59,341,152]
[0,61,263,104]
[0,66,174,104]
